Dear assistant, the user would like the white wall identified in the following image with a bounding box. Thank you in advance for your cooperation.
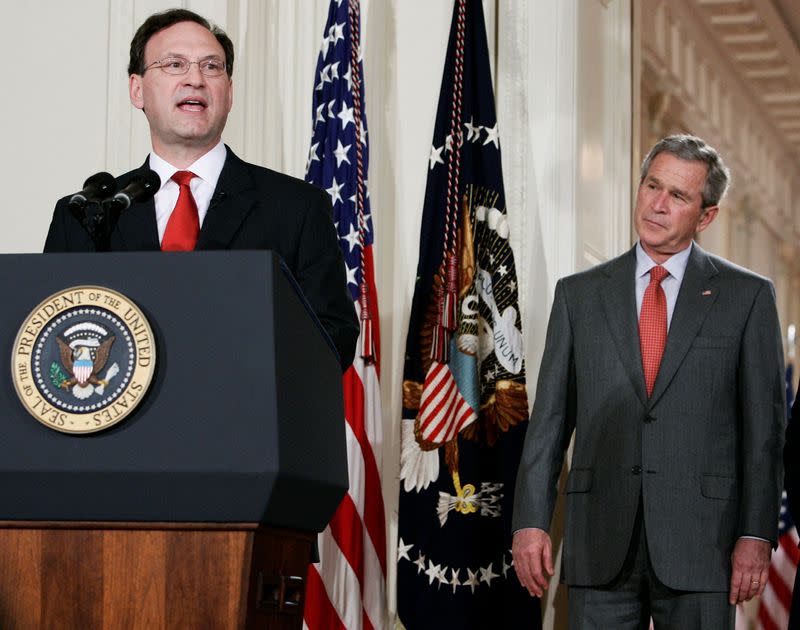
[3,1,112,252]
[0,2,631,628]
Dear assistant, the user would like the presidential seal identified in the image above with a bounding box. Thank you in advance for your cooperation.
[11,286,156,434]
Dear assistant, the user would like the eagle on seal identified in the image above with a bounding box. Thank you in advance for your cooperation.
[56,332,115,391]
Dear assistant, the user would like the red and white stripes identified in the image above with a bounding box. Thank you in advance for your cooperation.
[757,525,798,630]
[417,361,477,446]
[304,286,388,630]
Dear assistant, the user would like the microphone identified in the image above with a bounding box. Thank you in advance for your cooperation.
[68,172,116,209]
[110,170,161,209]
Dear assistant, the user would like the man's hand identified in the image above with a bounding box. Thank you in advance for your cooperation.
[512,528,554,598]
[729,538,771,604]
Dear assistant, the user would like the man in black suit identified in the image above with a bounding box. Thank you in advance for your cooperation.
[44,8,358,369]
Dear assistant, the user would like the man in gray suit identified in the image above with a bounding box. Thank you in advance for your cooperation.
[512,135,785,628]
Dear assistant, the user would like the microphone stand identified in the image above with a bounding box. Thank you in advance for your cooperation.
[66,171,159,251]
[67,199,122,252]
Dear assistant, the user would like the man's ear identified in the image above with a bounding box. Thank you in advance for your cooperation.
[129,74,144,110]
[696,205,719,234]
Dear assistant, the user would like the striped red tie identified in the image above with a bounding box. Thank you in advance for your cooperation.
[161,171,199,251]
[640,265,669,397]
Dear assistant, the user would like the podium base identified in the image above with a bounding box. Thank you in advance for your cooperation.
[0,522,314,630]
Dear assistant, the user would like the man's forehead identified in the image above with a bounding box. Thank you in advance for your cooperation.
[145,21,224,58]
[646,154,708,185]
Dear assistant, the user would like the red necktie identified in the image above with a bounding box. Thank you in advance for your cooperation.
[640,265,669,397]
[161,171,199,251]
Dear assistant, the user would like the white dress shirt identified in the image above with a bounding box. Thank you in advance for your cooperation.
[148,141,227,244]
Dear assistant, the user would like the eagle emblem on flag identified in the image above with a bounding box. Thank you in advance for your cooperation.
[400,187,528,523]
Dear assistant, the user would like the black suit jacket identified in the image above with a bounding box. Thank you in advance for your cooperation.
[788,392,800,628]
[44,147,359,369]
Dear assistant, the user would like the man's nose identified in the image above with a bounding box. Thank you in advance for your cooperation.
[183,62,206,85]
[651,190,670,212]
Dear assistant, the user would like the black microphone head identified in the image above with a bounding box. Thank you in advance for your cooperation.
[68,171,117,208]
[112,169,162,209]
[83,172,116,197]
[134,169,161,202]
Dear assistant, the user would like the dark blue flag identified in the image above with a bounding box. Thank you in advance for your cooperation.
[396,1,540,627]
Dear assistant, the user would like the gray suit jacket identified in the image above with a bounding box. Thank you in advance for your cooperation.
[512,243,785,591]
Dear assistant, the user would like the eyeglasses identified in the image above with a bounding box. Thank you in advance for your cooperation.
[142,56,227,77]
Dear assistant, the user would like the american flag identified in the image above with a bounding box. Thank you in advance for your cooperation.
[756,493,798,630]
[756,365,799,630]
[302,1,388,629]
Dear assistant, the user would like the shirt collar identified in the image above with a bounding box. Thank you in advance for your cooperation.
[635,241,693,284]
[148,141,227,190]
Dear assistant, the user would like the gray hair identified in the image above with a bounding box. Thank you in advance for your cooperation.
[640,134,730,208]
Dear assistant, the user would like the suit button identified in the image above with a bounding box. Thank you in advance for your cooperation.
[644,415,655,423]
[631,466,642,475]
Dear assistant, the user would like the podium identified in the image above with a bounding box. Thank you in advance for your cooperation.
[0,251,348,629]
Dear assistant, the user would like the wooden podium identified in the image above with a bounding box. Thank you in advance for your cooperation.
[0,252,348,630]
[0,523,316,629]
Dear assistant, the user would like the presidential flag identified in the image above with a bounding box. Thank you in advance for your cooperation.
[303,1,388,629]
[756,363,798,630]
[396,1,539,627]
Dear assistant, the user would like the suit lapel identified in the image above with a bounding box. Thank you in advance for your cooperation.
[196,147,258,250]
[648,243,719,406]
[601,247,648,407]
